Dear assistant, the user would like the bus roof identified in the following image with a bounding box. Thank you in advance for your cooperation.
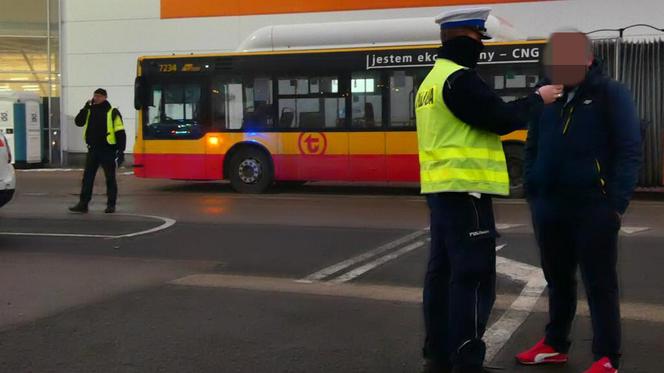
[236,15,524,52]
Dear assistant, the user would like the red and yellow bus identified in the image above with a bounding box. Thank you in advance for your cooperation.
[133,41,544,195]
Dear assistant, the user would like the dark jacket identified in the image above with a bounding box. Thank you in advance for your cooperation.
[74,100,126,152]
[438,42,544,135]
[524,60,641,214]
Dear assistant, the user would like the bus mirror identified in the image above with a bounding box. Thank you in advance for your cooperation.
[134,76,146,110]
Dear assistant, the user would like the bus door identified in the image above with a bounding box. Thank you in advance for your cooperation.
[142,77,208,179]
[276,76,349,181]
[348,71,386,181]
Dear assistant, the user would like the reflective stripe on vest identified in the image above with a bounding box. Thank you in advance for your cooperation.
[83,108,124,145]
[415,59,509,195]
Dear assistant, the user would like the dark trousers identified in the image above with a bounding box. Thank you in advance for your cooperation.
[531,198,621,366]
[423,193,497,369]
[80,148,117,207]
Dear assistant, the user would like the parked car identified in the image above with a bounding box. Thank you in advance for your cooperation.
[0,133,15,207]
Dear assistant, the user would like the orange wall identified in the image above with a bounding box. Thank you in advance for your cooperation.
[161,0,546,19]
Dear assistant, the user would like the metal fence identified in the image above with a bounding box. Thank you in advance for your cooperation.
[594,38,664,186]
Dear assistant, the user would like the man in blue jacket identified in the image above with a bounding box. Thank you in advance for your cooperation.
[516,32,641,373]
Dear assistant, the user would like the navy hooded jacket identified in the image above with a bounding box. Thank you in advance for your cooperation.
[524,60,641,214]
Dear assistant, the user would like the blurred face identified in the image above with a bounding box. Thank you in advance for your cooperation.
[544,31,594,87]
[92,93,106,104]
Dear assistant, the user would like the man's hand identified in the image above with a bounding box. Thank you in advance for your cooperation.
[536,85,564,105]
[116,151,125,168]
[84,100,92,109]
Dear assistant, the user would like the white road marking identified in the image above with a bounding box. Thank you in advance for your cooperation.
[495,224,524,231]
[317,232,546,363]
[17,168,83,172]
[330,240,426,283]
[0,232,113,238]
[484,256,547,363]
[112,214,176,239]
[620,226,650,235]
[172,273,664,323]
[18,168,132,174]
[0,214,176,240]
[300,229,428,282]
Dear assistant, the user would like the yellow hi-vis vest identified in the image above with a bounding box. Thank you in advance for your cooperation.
[83,108,125,145]
[415,59,509,195]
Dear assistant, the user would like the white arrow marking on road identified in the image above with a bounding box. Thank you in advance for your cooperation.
[299,229,547,363]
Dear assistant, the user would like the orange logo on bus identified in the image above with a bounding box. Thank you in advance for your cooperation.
[298,132,328,155]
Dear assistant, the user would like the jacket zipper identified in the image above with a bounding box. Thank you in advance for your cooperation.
[595,159,607,195]
[562,106,576,135]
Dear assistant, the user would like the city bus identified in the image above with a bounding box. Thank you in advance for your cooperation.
[133,39,544,196]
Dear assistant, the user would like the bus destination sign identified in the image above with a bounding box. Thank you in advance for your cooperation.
[365,44,543,70]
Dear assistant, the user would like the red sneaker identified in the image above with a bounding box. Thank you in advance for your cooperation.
[515,338,568,365]
[583,357,618,373]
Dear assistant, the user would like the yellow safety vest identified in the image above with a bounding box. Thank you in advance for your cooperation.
[83,107,124,145]
[415,59,509,195]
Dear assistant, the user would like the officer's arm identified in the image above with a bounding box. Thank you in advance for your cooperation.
[443,69,544,135]
[115,131,127,152]
[606,82,641,215]
[112,109,127,152]
[74,108,88,127]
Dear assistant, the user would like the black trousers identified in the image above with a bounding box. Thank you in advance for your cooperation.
[80,148,117,207]
[423,192,497,369]
[531,197,621,366]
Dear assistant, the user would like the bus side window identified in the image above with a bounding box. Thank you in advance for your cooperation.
[388,69,427,129]
[351,71,383,129]
[211,77,243,130]
[277,76,345,130]
[242,78,274,130]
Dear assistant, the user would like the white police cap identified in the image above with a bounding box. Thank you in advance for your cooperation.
[435,7,492,39]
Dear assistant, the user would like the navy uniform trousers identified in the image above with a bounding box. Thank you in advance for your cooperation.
[531,197,622,367]
[423,192,497,368]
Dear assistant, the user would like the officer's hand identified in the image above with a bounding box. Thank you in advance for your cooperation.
[116,152,125,168]
[84,100,92,109]
[536,85,564,105]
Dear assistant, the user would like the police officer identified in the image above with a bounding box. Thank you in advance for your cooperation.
[69,88,126,214]
[416,8,562,373]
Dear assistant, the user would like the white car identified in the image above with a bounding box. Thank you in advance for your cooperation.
[0,133,15,207]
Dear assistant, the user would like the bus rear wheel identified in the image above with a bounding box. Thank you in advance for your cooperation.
[228,147,274,193]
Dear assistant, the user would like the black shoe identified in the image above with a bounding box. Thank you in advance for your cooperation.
[422,359,452,373]
[69,203,88,213]
[105,206,116,214]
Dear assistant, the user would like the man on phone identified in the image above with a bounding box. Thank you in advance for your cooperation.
[69,88,126,214]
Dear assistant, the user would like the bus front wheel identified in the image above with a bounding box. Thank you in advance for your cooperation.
[228,147,274,193]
